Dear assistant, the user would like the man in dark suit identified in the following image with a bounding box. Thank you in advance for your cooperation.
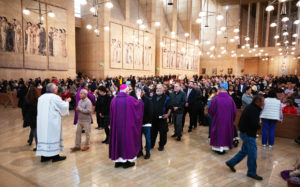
[238,80,247,93]
[182,81,200,132]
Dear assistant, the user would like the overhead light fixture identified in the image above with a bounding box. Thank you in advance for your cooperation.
[145,36,149,41]
[245,43,250,47]
[80,0,87,5]
[216,15,224,21]
[245,37,250,41]
[104,26,110,31]
[206,51,210,55]
[293,33,298,38]
[279,52,283,55]
[234,36,239,40]
[220,46,225,50]
[297,0,300,7]
[270,22,277,27]
[23,9,30,15]
[252,48,256,51]
[284,40,289,44]
[210,46,215,50]
[205,40,211,45]
[265,53,269,56]
[278,48,282,51]
[137,19,143,25]
[94,28,99,34]
[199,11,206,17]
[266,4,274,12]
[241,45,245,49]
[283,31,288,36]
[86,24,92,30]
[274,35,279,39]
[48,11,55,18]
[154,22,160,27]
[167,0,174,5]
[294,20,300,24]
[217,30,222,35]
[181,47,186,52]
[297,56,300,59]
[195,40,199,45]
[292,47,296,50]
[240,54,244,57]
[254,44,258,48]
[291,52,295,55]
[292,41,296,45]
[229,38,235,43]
[276,42,281,46]
[282,17,289,22]
[198,51,202,56]
[105,2,113,9]
[139,24,145,30]
[233,28,239,33]
[259,49,264,52]
[160,42,165,47]
[184,33,190,37]
[196,18,202,23]
[90,7,96,13]
[225,6,229,10]
[220,26,226,31]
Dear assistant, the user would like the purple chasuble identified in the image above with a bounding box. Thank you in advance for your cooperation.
[109,92,144,161]
[208,92,237,149]
[73,87,96,125]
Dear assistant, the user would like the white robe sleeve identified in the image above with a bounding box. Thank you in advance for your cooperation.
[53,95,69,116]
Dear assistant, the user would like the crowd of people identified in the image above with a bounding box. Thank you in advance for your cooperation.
[1,73,300,180]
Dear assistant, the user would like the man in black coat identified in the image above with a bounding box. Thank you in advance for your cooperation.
[95,86,112,144]
[183,81,200,132]
[138,88,153,159]
[225,95,265,181]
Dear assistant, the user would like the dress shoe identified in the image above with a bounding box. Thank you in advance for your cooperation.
[158,146,164,151]
[171,134,177,138]
[123,161,135,169]
[247,174,263,181]
[41,156,52,162]
[114,162,123,168]
[82,130,85,133]
[102,139,109,144]
[188,129,192,133]
[137,151,144,158]
[71,147,81,152]
[214,150,226,155]
[176,137,181,141]
[144,154,150,159]
[225,161,236,172]
[233,140,239,147]
[81,146,89,151]
[52,155,67,162]
[33,148,37,151]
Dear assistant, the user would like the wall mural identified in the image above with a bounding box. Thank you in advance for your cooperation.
[0,0,23,68]
[110,22,154,70]
[110,22,122,68]
[162,37,199,72]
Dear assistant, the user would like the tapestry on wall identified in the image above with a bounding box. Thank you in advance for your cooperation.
[201,68,206,74]
[212,68,217,75]
[22,0,47,69]
[228,68,233,74]
[123,26,134,69]
[143,32,153,70]
[177,42,184,69]
[110,22,122,69]
[133,30,143,70]
[47,5,68,70]
[162,38,169,68]
[0,0,23,68]
[169,39,177,69]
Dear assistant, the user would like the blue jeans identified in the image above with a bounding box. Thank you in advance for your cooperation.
[141,126,151,155]
[262,119,277,146]
[227,132,257,176]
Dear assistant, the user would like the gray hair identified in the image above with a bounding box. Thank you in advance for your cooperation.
[46,83,57,93]
[80,89,88,95]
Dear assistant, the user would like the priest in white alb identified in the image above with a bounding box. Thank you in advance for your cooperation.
[36,83,71,162]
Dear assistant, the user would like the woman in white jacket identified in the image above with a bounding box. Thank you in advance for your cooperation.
[260,90,283,148]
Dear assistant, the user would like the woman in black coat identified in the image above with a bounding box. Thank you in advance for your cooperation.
[23,87,38,151]
[95,86,112,144]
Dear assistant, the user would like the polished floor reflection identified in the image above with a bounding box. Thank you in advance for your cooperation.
[0,105,298,187]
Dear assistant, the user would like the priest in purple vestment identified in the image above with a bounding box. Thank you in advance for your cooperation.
[73,82,96,125]
[109,84,144,169]
[208,87,237,154]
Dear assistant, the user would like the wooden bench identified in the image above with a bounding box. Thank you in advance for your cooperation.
[234,109,300,139]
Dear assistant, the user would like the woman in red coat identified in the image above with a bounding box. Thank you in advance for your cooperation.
[282,99,298,114]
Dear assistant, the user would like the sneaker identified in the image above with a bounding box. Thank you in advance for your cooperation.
[82,130,85,133]
[52,155,67,163]
[262,144,266,147]
[41,156,52,162]
[233,140,239,147]
[247,174,263,181]
[81,147,89,151]
[158,146,164,151]
[144,154,150,159]
[33,148,37,151]
[268,145,273,149]
[71,147,81,152]
[123,161,135,169]
[171,134,177,138]
[225,161,236,172]
[114,162,123,168]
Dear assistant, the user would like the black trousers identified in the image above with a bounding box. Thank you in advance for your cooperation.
[151,118,168,148]
[182,107,188,129]
[188,109,198,130]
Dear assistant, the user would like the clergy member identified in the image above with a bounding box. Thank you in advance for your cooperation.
[36,83,71,162]
[208,87,237,154]
[109,84,144,169]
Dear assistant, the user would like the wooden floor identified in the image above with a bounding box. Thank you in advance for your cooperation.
[0,105,298,187]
